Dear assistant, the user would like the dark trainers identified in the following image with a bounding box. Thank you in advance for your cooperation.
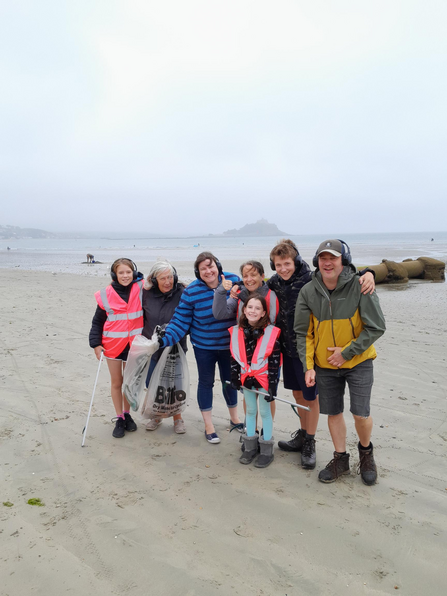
[124,412,137,432]
[301,437,316,469]
[112,417,126,439]
[318,452,350,483]
[358,443,377,485]
[278,428,306,452]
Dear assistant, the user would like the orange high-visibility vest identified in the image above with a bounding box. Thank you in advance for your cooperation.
[236,289,279,324]
[95,280,144,358]
[229,324,281,391]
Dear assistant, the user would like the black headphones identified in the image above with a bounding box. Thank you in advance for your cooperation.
[194,257,223,280]
[110,258,138,282]
[243,326,264,340]
[312,239,352,268]
[151,266,178,289]
[270,241,302,271]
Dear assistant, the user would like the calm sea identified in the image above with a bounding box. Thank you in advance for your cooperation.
[1,232,446,278]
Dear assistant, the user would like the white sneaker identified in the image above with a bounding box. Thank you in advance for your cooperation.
[145,418,162,431]
[174,419,186,434]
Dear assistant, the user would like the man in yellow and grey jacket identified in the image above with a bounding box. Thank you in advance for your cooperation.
[294,239,386,486]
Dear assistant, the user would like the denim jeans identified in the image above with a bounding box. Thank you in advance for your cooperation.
[193,347,238,412]
[145,358,158,388]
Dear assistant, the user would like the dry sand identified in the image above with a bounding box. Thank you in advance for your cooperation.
[1,270,446,595]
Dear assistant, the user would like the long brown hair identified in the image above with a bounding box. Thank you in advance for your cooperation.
[238,293,269,330]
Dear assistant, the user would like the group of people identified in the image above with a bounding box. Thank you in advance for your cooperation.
[89,237,385,485]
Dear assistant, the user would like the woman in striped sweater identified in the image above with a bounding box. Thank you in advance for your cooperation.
[159,252,243,444]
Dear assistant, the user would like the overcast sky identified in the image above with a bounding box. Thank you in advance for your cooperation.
[1,1,446,235]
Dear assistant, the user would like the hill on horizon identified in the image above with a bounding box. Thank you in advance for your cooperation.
[222,219,288,237]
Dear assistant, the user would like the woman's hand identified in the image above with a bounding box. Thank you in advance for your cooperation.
[221,274,234,292]
[94,346,104,360]
[229,284,240,299]
[359,271,375,295]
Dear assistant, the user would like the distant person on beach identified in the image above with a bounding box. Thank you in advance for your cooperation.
[267,239,375,471]
[229,294,281,467]
[294,239,385,485]
[87,253,94,263]
[157,252,243,444]
[89,258,143,438]
[141,260,188,434]
[213,260,279,424]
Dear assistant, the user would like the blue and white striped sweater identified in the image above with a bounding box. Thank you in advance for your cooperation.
[162,272,240,350]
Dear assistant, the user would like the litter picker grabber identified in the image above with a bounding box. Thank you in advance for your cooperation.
[81,351,104,447]
[225,381,310,417]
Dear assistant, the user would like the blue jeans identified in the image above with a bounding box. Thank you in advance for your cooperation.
[145,358,158,388]
[193,347,238,412]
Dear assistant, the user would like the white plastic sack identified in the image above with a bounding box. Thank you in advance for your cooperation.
[122,335,159,411]
[140,343,189,420]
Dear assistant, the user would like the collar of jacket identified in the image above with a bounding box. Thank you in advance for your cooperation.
[314,266,355,294]
[238,281,267,302]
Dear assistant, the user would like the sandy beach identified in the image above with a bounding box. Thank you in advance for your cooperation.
[1,268,446,596]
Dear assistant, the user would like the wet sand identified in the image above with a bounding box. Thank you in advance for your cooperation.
[1,270,446,595]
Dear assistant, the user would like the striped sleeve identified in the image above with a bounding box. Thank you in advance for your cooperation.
[162,290,194,347]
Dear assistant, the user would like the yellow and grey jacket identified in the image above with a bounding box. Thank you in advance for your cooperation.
[294,267,386,371]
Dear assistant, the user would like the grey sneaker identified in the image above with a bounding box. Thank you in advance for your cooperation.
[318,452,350,483]
[174,419,186,434]
[145,418,162,431]
[357,443,377,485]
[301,437,316,469]
[278,428,306,452]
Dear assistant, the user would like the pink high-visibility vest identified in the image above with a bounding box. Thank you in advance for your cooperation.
[229,324,281,391]
[95,280,144,358]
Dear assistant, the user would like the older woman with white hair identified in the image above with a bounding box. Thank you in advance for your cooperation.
[142,260,188,434]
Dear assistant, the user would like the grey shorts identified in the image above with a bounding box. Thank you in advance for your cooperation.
[315,359,374,417]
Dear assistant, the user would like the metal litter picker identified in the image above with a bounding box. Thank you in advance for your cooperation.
[225,381,310,416]
[81,351,104,447]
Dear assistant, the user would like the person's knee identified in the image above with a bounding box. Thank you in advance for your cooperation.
[328,413,344,422]
[353,414,371,423]
[245,403,257,418]
[198,377,214,389]
[258,400,272,420]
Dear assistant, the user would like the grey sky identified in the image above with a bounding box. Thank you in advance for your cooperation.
[1,1,446,235]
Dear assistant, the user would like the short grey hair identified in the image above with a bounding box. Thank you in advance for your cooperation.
[145,260,176,289]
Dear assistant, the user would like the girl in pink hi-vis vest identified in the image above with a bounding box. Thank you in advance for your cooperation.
[229,294,281,468]
[89,258,144,439]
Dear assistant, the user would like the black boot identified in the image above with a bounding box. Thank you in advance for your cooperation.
[301,437,316,469]
[254,437,274,468]
[278,428,305,452]
[318,452,350,483]
[239,435,259,464]
[358,443,377,485]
